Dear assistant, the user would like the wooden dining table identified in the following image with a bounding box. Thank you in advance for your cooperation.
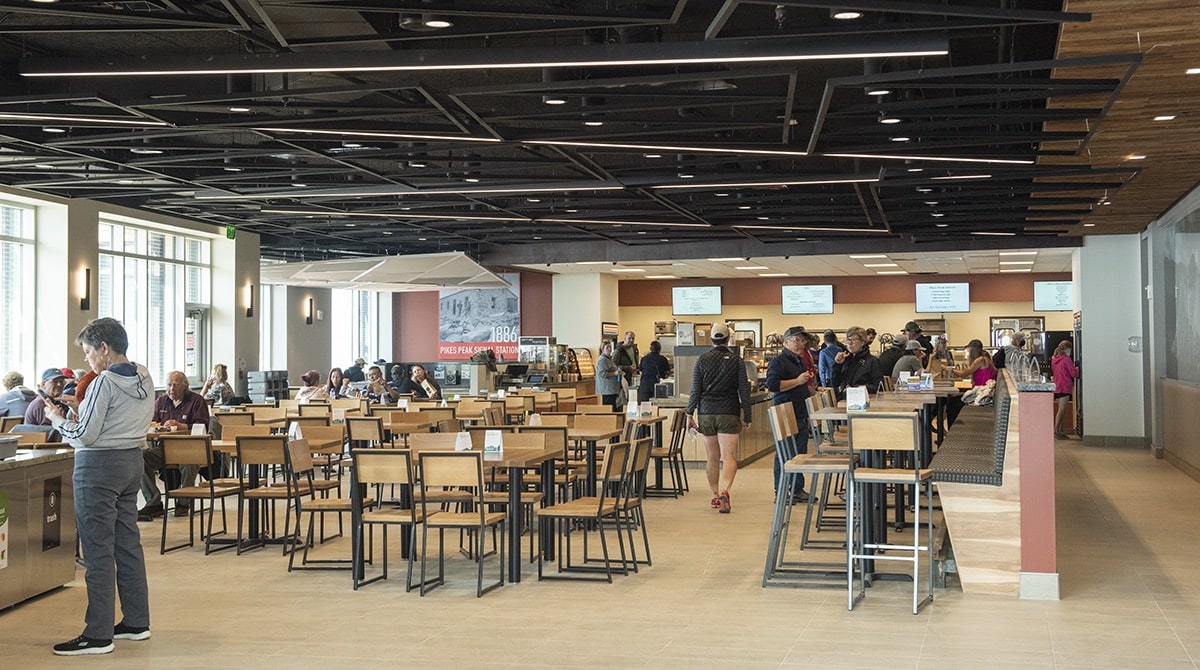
[384,420,433,447]
[566,426,623,496]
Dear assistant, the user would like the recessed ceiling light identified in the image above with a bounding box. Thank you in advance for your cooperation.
[34,163,54,169]
[924,201,939,205]
[1083,223,1096,227]
[756,216,769,220]
[565,208,577,212]
[876,270,908,275]
[863,263,898,267]
[832,9,863,20]
[890,136,910,142]
[584,120,604,127]
[42,126,65,133]
[543,95,566,105]
[342,141,362,148]
[999,261,1034,265]
[575,261,609,265]
[1188,68,1200,75]
[849,254,888,259]
[678,173,694,179]
[931,212,944,217]
[382,231,392,235]
[1128,154,1146,160]
[866,88,891,96]
[935,223,949,228]
[907,167,923,172]
[707,257,743,261]
[999,251,1037,256]
[1000,268,1032,273]
[464,177,480,183]
[736,265,768,270]
[1154,115,1177,121]
[424,17,453,29]
[715,192,729,197]
[971,231,1017,236]
[737,205,752,210]
[224,166,243,172]
[880,117,902,125]
[418,237,427,241]
[610,268,645,273]
[345,223,356,227]
[527,198,541,203]
[759,273,788,277]
[228,106,251,113]
[646,274,677,279]
[643,153,662,158]
[129,147,163,155]
[292,182,306,187]
[916,187,933,193]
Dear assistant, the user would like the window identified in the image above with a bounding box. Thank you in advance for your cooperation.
[0,203,35,376]
[330,289,382,367]
[98,219,211,384]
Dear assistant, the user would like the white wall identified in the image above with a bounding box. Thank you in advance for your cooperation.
[284,286,333,386]
[1078,234,1146,441]
[552,273,621,358]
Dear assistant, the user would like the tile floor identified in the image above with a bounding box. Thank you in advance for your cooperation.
[5,438,1200,668]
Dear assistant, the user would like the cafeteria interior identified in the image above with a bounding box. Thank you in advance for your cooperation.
[4,437,1199,669]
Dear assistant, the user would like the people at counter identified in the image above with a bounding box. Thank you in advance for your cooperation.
[45,317,153,656]
[831,326,882,398]
[765,326,813,502]
[637,340,671,402]
[595,341,623,410]
[394,364,441,399]
[613,330,640,385]
[686,323,752,514]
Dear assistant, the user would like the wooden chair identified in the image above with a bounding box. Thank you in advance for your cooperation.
[288,416,330,430]
[350,448,436,591]
[216,412,255,429]
[846,412,933,614]
[235,435,309,555]
[531,413,569,427]
[346,417,386,448]
[647,409,689,497]
[537,441,630,583]
[578,404,618,414]
[480,431,547,562]
[481,406,506,426]
[1,416,21,432]
[435,418,463,433]
[419,406,457,425]
[514,424,576,500]
[278,399,300,413]
[287,438,374,572]
[504,395,533,423]
[159,435,241,555]
[616,438,654,570]
[330,398,360,412]
[298,402,331,417]
[418,451,507,597]
[554,388,577,412]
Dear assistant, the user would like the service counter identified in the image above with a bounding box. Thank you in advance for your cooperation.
[504,379,595,397]
[654,392,774,466]
[0,448,77,611]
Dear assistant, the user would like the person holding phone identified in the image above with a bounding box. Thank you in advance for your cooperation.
[44,317,154,656]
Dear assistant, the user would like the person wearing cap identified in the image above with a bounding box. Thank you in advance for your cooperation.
[831,326,883,398]
[877,334,907,379]
[344,357,366,383]
[686,323,752,514]
[295,369,330,403]
[765,326,815,502]
[927,336,955,375]
[23,367,69,425]
[902,321,934,356]
[892,339,927,383]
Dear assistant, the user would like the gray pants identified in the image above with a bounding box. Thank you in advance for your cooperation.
[74,448,150,639]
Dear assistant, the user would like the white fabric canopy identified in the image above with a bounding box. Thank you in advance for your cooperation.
[259,252,510,292]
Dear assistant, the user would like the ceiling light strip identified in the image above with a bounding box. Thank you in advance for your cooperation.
[0,113,169,127]
[653,177,877,190]
[260,208,529,223]
[733,225,891,233]
[254,127,501,144]
[538,217,710,228]
[826,152,1033,165]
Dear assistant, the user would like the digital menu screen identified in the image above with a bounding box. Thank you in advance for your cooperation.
[781,284,834,314]
[672,286,722,316]
[915,282,970,313]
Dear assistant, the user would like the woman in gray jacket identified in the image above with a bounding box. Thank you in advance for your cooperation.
[46,318,154,656]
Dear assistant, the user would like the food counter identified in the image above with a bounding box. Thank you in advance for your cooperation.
[0,448,77,611]
[653,392,775,466]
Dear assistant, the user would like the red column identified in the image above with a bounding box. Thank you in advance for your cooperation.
[1019,389,1056,574]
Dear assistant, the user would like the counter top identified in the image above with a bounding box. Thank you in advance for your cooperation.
[1015,381,1055,392]
[652,391,771,409]
[0,447,74,473]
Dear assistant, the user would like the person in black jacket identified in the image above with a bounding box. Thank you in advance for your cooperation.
[636,340,671,402]
[831,326,883,398]
[765,326,814,502]
[686,324,752,514]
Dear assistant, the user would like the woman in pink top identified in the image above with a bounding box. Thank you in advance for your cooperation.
[1051,340,1079,439]
[956,339,997,386]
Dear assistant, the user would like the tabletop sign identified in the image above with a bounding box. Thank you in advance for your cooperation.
[639,401,654,418]
[288,423,303,441]
[396,397,410,410]
[332,408,346,424]
[483,429,504,458]
[846,386,870,411]
[191,422,207,436]
[625,400,639,419]
[454,431,473,451]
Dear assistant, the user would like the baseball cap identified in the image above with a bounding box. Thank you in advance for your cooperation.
[903,321,921,332]
[354,357,366,366]
[41,367,66,382]
[373,358,387,365]
[892,335,906,348]
[710,323,731,342]
[61,367,76,379]
[904,340,923,351]
[783,326,806,340]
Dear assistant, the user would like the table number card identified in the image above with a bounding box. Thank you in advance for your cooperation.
[288,423,303,440]
[332,408,346,425]
[626,400,639,419]
[483,429,504,457]
[846,386,870,411]
[395,397,409,410]
[191,423,207,436]
[639,402,654,418]
[454,431,473,451]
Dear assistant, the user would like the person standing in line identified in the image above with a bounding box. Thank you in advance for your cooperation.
[45,317,154,656]
[636,340,671,403]
[765,326,814,502]
[595,341,623,410]
[686,324,752,514]
[831,326,882,398]
[818,330,844,387]
[613,330,640,385]
[1052,340,1079,440]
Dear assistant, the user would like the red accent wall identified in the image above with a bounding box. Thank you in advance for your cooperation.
[391,270,554,360]
[617,273,1071,306]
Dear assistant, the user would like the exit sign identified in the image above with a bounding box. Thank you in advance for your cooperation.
[225,226,236,239]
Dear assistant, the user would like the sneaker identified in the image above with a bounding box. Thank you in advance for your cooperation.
[53,635,114,656]
[137,502,164,522]
[791,490,811,504]
[113,622,151,641]
[173,504,191,518]
[1054,432,1068,440]
[710,495,722,510]
[718,491,731,514]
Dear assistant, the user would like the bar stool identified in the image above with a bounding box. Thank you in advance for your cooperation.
[846,412,934,614]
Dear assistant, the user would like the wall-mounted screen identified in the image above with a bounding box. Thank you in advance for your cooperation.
[1033,280,1074,311]
[915,282,970,313]
[672,286,722,316]
[781,284,834,314]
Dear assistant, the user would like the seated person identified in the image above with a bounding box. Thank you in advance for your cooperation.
[325,367,360,399]
[294,370,330,403]
[199,363,235,405]
[393,364,441,399]
[364,365,400,404]
[1,370,37,418]
[892,340,927,383]
[141,371,212,521]
[24,368,69,426]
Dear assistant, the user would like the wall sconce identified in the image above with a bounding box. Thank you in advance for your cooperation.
[79,267,91,311]
[305,297,314,325]
[245,283,255,318]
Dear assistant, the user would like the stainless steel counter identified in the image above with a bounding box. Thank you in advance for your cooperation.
[0,448,77,611]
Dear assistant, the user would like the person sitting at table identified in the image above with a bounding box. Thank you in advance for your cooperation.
[294,370,330,403]
[892,340,927,384]
[142,370,211,520]
[325,367,360,399]
[955,339,997,387]
[365,365,399,404]
[24,367,69,426]
[831,326,882,399]
[1,370,37,419]
[393,364,440,399]
[927,336,955,376]
[199,363,234,405]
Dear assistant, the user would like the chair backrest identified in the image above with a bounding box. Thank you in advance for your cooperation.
[481,406,505,426]
[767,402,800,444]
[14,428,55,444]
[514,425,567,453]
[847,412,922,476]
[505,395,533,413]
[278,399,300,412]
[533,413,569,427]
[329,398,359,412]
[879,375,895,392]
[620,418,638,442]
[408,432,461,452]
[1,416,22,432]
[456,397,486,417]
[286,437,315,475]
[298,402,331,417]
[346,416,385,444]
[496,431,545,450]
[160,435,213,468]
[418,406,456,423]
[235,435,288,466]
[575,413,622,432]
[578,404,617,414]
[666,409,687,455]
[217,412,255,427]
[623,437,654,500]
[351,448,414,487]
[288,416,330,429]
[466,425,516,448]
[295,424,346,451]
[219,425,272,442]
[435,418,463,433]
[251,406,286,423]
[593,441,630,508]
[420,451,484,492]
[243,402,277,410]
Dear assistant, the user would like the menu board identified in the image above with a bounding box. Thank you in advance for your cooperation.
[1033,280,1074,311]
[672,286,722,316]
[781,284,833,314]
[915,282,970,313]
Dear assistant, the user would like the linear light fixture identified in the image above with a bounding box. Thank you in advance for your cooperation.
[828,152,1031,165]
[652,176,877,190]
[255,127,502,145]
[245,283,255,318]
[0,113,169,127]
[539,218,710,228]
[79,267,91,311]
[22,35,948,78]
[733,225,890,233]
[201,182,621,200]
[849,254,888,259]
[305,298,314,325]
[261,208,529,223]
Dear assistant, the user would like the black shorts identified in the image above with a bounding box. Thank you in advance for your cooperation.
[1053,393,1071,400]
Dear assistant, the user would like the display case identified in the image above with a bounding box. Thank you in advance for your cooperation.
[742,345,783,376]
[572,347,595,378]
[518,336,559,380]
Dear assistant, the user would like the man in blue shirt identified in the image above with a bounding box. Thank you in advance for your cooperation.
[766,326,814,502]
[818,330,844,387]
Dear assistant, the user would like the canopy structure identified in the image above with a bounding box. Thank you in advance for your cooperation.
[259,252,510,292]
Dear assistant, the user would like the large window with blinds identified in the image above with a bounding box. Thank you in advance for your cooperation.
[330,289,383,368]
[98,219,211,384]
[0,203,35,376]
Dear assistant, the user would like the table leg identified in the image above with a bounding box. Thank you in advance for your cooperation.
[585,440,598,497]
[507,465,523,583]
[540,458,555,562]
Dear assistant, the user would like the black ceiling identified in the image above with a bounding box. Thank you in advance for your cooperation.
[0,1,1140,264]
